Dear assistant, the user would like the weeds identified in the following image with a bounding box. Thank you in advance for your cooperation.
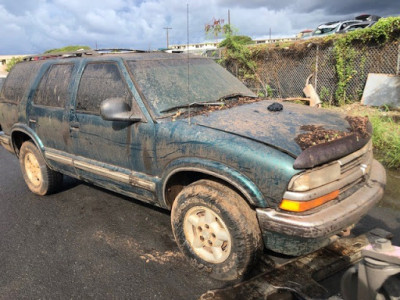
[328,103,400,169]
[369,114,400,169]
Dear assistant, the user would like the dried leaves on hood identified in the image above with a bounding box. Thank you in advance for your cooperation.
[295,116,371,150]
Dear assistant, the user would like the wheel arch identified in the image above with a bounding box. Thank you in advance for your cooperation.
[10,125,44,157]
[161,159,268,209]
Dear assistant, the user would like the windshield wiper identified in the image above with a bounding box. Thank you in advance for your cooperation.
[218,92,253,101]
[160,102,224,113]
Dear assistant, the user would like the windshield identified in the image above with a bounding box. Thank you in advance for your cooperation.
[313,24,339,35]
[127,58,255,116]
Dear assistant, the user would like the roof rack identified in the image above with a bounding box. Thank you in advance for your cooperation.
[23,48,148,62]
[95,48,147,54]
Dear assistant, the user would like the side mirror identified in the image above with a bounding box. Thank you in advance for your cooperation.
[100,98,142,122]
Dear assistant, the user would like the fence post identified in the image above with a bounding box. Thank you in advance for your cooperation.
[397,42,400,75]
[315,45,319,92]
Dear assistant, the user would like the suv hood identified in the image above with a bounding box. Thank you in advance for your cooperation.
[191,100,359,163]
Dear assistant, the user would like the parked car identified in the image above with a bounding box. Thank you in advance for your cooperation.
[312,19,363,37]
[355,14,381,22]
[337,21,377,34]
[0,51,386,281]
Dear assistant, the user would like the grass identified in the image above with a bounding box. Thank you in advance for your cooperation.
[326,103,400,169]
[369,113,400,168]
[44,45,91,54]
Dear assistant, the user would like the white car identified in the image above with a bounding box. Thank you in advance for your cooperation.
[312,20,363,37]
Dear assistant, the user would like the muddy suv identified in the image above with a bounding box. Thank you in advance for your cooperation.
[0,51,386,281]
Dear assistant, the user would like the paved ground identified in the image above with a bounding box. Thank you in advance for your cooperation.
[0,146,399,299]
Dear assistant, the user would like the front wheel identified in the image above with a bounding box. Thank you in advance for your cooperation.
[171,180,263,281]
[19,141,63,195]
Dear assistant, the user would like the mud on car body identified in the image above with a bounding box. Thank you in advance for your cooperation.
[0,51,386,281]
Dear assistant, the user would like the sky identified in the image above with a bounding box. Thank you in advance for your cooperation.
[0,0,398,55]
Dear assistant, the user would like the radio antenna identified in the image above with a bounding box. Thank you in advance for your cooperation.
[187,3,191,125]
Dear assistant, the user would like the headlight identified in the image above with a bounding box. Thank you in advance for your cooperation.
[288,162,341,192]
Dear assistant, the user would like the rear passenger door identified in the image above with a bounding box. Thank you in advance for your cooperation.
[29,63,75,154]
[70,61,139,172]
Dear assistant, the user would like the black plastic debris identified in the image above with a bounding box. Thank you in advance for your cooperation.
[267,102,283,112]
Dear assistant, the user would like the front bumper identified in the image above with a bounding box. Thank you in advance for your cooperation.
[256,160,386,254]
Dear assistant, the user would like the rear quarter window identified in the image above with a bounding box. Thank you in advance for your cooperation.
[0,61,45,103]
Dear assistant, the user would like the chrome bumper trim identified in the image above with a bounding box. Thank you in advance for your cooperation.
[257,160,386,239]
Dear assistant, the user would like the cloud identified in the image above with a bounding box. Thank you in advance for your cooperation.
[0,0,398,55]
[217,0,294,11]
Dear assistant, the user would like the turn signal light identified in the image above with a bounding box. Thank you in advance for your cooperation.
[279,190,340,212]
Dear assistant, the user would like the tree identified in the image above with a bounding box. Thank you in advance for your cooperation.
[219,35,253,47]
[205,18,225,43]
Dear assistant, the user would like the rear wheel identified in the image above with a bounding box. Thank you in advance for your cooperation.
[171,180,263,281]
[19,141,63,195]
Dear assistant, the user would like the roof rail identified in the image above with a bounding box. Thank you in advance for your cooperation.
[94,48,147,53]
[23,48,148,62]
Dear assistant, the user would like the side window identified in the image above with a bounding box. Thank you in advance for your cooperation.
[76,62,131,114]
[1,61,44,103]
[33,64,74,108]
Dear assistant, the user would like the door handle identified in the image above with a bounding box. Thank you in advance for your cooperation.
[70,121,80,130]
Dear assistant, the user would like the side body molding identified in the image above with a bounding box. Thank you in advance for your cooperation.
[161,158,268,208]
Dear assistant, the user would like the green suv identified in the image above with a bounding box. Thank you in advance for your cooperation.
[0,51,386,281]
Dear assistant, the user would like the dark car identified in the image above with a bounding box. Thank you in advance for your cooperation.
[0,51,386,281]
[311,19,363,37]
[355,14,381,22]
[312,14,381,38]
[337,21,377,34]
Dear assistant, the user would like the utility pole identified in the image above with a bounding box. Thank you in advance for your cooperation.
[163,27,172,49]
[228,9,230,26]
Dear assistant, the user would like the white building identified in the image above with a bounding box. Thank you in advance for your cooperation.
[253,37,298,44]
[167,42,219,54]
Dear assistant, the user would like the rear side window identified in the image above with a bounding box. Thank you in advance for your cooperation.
[76,62,131,114]
[1,61,44,103]
[33,64,74,108]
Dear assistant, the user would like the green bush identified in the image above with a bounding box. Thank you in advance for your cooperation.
[44,45,91,54]
[333,17,400,105]
[6,57,24,72]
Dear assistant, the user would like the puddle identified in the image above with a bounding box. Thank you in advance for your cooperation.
[380,168,400,210]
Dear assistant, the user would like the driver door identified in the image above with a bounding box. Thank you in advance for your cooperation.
[70,61,138,174]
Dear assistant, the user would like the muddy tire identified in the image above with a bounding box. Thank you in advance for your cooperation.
[171,179,263,281]
[19,141,63,195]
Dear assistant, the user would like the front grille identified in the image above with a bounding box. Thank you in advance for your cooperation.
[340,155,364,174]
[338,141,373,198]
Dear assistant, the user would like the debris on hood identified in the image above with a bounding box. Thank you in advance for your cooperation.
[267,102,283,112]
[293,116,372,169]
[171,96,264,120]
[345,116,371,138]
[295,116,371,151]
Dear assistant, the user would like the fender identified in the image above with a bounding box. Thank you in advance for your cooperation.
[161,157,269,208]
[11,123,45,155]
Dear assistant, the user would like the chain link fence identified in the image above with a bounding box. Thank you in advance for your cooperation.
[217,41,400,104]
